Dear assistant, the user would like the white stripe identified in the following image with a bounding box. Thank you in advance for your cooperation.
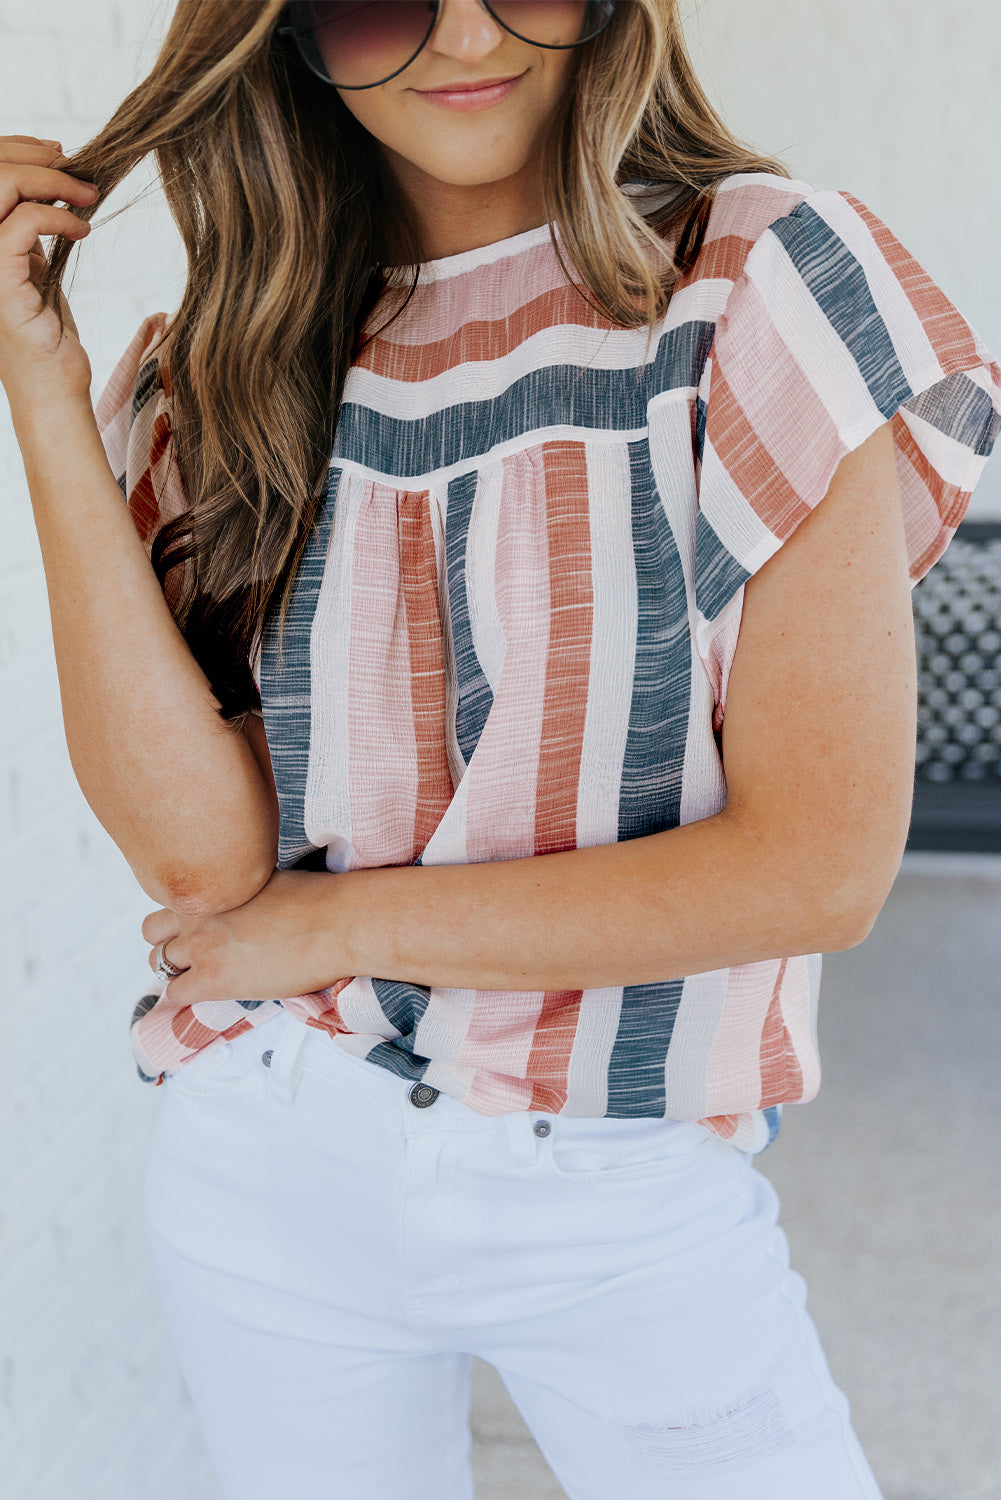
[648,398,730,825]
[898,403,989,489]
[699,436,780,576]
[303,468,363,857]
[809,190,942,388]
[463,459,506,695]
[337,976,404,1039]
[413,985,478,1064]
[715,172,817,202]
[661,277,733,333]
[563,986,623,1117]
[747,230,884,440]
[786,953,822,1101]
[575,441,638,848]
[420,772,470,866]
[344,321,674,420]
[662,970,730,1120]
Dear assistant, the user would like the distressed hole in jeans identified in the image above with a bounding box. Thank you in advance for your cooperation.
[624,1387,793,1475]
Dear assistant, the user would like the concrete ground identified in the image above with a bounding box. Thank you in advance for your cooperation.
[467,851,1001,1500]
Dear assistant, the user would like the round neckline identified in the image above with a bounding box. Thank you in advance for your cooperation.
[381,219,557,285]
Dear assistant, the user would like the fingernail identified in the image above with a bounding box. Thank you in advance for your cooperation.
[42,139,62,149]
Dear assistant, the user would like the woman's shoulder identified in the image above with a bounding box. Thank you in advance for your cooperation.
[93,310,185,551]
[683,170,818,293]
[93,310,173,446]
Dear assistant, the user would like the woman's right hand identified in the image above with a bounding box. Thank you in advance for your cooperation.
[0,134,100,417]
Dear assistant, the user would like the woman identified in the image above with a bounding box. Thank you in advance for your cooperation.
[2,1,998,1496]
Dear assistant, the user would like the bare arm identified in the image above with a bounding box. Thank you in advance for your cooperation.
[13,397,279,914]
[0,137,277,914]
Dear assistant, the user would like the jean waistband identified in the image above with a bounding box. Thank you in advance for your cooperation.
[255,1006,714,1159]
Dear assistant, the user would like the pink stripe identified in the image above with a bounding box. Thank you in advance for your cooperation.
[346,483,420,867]
[893,411,972,572]
[715,277,845,530]
[463,1068,534,1114]
[465,448,551,862]
[706,361,812,542]
[398,493,453,859]
[843,191,991,378]
[703,961,774,1115]
[459,987,546,1076]
[133,993,255,1074]
[756,958,804,1107]
[358,239,603,360]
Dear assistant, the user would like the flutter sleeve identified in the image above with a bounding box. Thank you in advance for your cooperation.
[92,313,264,714]
[93,311,189,581]
[693,186,1001,731]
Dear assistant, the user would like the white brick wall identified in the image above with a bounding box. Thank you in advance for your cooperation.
[0,4,219,1497]
[0,5,999,1498]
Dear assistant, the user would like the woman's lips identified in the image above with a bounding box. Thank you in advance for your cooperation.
[415,74,523,110]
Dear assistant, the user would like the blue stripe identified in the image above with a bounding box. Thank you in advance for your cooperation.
[363,1040,433,1084]
[904,372,999,459]
[617,440,690,840]
[606,982,685,1117]
[769,202,912,420]
[332,323,714,480]
[371,978,433,1041]
[445,469,494,763]
[762,1104,783,1147]
[132,355,160,421]
[694,391,708,464]
[694,507,751,624]
[607,439,691,1115]
[258,465,340,868]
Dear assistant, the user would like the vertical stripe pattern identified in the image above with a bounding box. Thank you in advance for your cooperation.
[93,175,1000,1153]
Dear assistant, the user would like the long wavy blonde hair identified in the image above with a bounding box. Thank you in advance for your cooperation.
[42,0,788,731]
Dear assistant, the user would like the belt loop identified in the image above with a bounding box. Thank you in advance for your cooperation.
[265,1016,311,1107]
[504,1110,537,1167]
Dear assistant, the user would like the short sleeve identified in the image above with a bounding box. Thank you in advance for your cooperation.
[93,311,189,577]
[93,312,264,717]
[692,186,1001,729]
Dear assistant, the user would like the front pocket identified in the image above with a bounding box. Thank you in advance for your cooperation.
[547,1116,714,1180]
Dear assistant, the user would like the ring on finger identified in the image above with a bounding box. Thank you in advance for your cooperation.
[154,941,185,982]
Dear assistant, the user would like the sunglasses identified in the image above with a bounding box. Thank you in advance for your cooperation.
[277,1,619,90]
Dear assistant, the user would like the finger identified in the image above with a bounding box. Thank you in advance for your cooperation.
[140,908,178,945]
[0,202,92,262]
[147,937,190,974]
[0,163,98,210]
[0,144,66,165]
[0,136,63,147]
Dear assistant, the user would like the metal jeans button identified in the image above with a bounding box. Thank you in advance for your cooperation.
[261,1050,273,1068]
[533,1119,552,1137]
[409,1082,439,1108]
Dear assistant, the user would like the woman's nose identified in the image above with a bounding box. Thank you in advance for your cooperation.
[427,0,508,63]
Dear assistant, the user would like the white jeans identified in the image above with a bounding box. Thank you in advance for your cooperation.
[144,1008,884,1500]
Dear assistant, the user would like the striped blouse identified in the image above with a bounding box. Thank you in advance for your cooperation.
[95,171,1001,1153]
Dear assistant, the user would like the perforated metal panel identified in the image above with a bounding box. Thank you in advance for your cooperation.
[909,522,1001,850]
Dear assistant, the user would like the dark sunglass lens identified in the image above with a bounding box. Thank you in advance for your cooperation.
[487,1,613,47]
[298,1,437,87]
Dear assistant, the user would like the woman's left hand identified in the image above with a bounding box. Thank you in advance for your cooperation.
[141,869,349,1004]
